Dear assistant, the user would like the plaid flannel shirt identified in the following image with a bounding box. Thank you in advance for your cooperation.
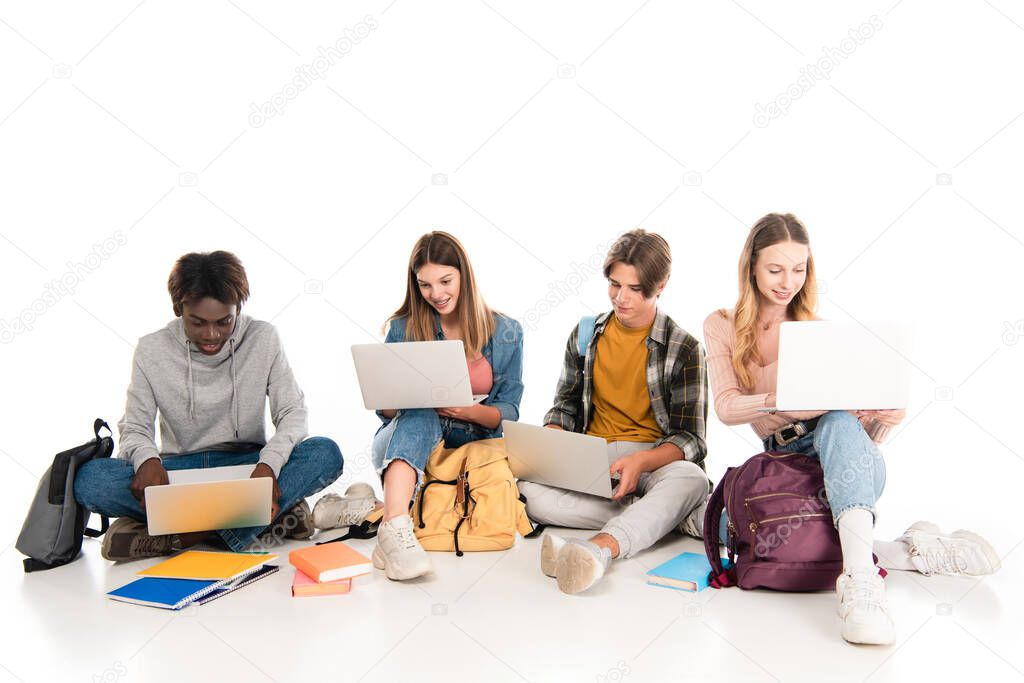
[543,309,708,469]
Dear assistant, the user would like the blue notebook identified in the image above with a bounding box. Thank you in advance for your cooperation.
[108,565,279,609]
[645,552,731,592]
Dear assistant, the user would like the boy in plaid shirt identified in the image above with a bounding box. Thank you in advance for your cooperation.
[520,230,711,595]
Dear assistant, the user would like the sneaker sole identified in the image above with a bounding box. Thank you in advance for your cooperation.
[953,530,1002,575]
[556,544,601,595]
[841,619,895,646]
[372,543,432,581]
[540,535,560,578]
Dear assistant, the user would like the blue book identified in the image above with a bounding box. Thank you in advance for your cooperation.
[645,552,731,592]
[108,577,218,609]
[108,565,279,609]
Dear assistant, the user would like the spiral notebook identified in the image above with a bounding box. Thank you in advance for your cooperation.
[136,550,277,581]
[108,564,279,610]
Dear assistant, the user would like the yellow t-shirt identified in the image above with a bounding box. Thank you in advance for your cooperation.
[586,315,663,442]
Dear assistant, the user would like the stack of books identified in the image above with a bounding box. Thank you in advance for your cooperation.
[288,542,371,597]
[107,551,279,609]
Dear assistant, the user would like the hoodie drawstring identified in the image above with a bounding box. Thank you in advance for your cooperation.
[186,340,196,420]
[229,338,238,438]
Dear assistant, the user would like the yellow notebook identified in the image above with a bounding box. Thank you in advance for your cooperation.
[137,551,278,581]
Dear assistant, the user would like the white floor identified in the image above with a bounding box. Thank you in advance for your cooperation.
[2,497,1020,683]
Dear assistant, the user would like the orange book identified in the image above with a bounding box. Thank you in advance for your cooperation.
[137,551,277,581]
[288,542,371,583]
[291,569,352,597]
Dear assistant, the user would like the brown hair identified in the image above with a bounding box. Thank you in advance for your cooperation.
[724,213,817,389]
[602,229,672,297]
[167,251,250,317]
[387,231,495,357]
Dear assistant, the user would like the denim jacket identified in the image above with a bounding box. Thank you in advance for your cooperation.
[377,312,524,441]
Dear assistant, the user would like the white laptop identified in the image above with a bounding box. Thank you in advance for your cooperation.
[762,320,912,411]
[351,340,488,410]
[502,421,616,498]
[145,464,273,536]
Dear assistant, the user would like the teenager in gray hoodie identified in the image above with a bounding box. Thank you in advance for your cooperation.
[74,251,345,560]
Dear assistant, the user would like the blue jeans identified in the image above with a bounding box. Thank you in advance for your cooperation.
[720,410,887,542]
[372,409,488,487]
[74,437,343,552]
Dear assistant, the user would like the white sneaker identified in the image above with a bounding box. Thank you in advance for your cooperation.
[540,533,566,577]
[372,514,432,581]
[898,521,1001,577]
[312,483,379,530]
[556,540,612,595]
[836,570,896,645]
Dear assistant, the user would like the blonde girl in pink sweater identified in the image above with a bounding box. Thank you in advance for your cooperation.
[704,213,999,645]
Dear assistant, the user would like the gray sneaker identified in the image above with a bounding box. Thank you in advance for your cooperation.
[313,483,379,530]
[259,500,315,545]
[101,517,178,562]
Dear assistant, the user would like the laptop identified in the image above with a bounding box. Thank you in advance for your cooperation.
[351,340,488,410]
[502,421,616,498]
[761,320,912,411]
[145,465,273,536]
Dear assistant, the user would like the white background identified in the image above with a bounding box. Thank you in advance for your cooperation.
[1,2,1022,681]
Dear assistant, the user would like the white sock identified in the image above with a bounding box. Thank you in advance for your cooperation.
[873,540,917,571]
[838,508,876,574]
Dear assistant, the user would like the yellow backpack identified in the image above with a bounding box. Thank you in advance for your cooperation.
[412,437,536,554]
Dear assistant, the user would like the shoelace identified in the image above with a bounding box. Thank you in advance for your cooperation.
[132,534,168,556]
[923,544,967,575]
[843,575,883,607]
[323,495,373,526]
[393,523,420,551]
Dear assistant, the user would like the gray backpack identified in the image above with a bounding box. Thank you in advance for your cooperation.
[17,419,113,572]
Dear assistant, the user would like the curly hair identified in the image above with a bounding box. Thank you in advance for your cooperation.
[167,251,250,316]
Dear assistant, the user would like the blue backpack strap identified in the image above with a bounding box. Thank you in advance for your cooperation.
[577,315,597,358]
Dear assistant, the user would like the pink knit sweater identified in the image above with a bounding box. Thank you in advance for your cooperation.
[703,311,891,444]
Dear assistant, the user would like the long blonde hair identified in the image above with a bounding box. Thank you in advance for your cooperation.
[724,213,818,389]
[387,231,495,357]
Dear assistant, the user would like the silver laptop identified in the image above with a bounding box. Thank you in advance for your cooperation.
[502,421,615,498]
[351,340,487,410]
[145,465,272,536]
[762,320,911,411]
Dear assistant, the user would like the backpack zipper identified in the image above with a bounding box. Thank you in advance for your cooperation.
[749,512,830,532]
[745,491,817,502]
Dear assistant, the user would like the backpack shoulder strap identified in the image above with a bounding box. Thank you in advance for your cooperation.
[704,473,736,588]
[517,493,544,538]
[83,515,109,538]
[577,315,598,358]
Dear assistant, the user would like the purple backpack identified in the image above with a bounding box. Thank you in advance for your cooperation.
[703,451,845,591]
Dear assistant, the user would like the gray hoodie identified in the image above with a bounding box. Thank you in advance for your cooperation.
[118,314,308,477]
